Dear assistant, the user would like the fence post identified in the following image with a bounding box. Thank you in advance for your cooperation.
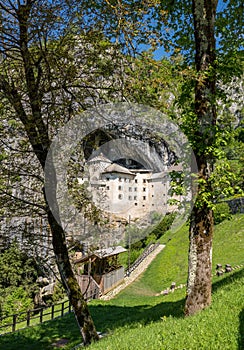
[26,310,31,327]
[39,308,43,323]
[12,314,17,332]
[61,302,64,317]
[51,304,55,320]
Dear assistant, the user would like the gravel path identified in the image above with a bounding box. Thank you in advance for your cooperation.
[100,244,165,300]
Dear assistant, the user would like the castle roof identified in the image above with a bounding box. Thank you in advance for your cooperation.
[102,163,135,176]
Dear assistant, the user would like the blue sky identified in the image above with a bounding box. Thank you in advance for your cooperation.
[150,0,229,60]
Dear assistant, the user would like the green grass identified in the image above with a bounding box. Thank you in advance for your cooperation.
[0,313,81,350]
[0,214,243,350]
[87,271,244,350]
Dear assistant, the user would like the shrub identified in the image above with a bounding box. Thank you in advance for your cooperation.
[151,212,177,239]
[0,241,40,319]
[47,282,65,304]
[214,202,231,224]
[0,286,33,321]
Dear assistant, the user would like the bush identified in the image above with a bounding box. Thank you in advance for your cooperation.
[47,282,65,304]
[0,286,33,321]
[151,212,177,239]
[0,241,39,319]
[214,202,231,225]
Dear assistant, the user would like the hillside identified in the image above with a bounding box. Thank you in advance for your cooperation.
[0,214,243,350]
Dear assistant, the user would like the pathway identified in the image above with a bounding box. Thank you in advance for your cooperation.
[100,244,165,300]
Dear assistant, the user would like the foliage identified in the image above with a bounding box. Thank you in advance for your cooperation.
[213,202,231,225]
[124,53,180,113]
[46,282,66,305]
[121,212,177,269]
[0,241,39,319]
[150,212,177,240]
[0,241,39,290]
[68,180,104,224]
[160,1,243,62]
[0,0,243,337]
[0,287,33,320]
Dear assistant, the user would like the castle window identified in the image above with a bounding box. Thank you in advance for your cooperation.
[143,196,146,200]
[118,186,122,190]
[118,194,123,200]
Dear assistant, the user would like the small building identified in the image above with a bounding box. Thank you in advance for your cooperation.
[74,245,127,299]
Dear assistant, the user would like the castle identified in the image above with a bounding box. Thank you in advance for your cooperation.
[78,153,182,221]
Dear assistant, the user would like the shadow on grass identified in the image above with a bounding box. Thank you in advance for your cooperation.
[0,298,186,349]
[0,313,80,350]
[90,298,185,333]
[212,268,244,293]
[91,268,244,333]
[4,270,243,350]
[239,308,244,350]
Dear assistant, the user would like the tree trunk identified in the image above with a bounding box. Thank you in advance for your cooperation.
[47,210,99,345]
[185,193,214,315]
[44,156,99,345]
[185,0,218,315]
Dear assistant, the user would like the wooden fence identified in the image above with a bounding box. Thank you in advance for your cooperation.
[75,275,101,301]
[0,299,72,335]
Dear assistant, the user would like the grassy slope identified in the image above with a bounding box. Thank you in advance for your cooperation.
[0,214,243,350]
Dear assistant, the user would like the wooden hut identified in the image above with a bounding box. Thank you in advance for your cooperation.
[74,246,127,299]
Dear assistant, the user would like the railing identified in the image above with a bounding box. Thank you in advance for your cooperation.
[0,299,72,335]
[125,243,160,276]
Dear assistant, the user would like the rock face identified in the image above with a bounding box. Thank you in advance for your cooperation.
[0,216,51,254]
[226,197,244,214]
[0,216,55,277]
[104,122,177,167]
[34,276,56,308]
[0,124,176,265]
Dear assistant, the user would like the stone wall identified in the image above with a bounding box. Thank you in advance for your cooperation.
[225,197,244,214]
